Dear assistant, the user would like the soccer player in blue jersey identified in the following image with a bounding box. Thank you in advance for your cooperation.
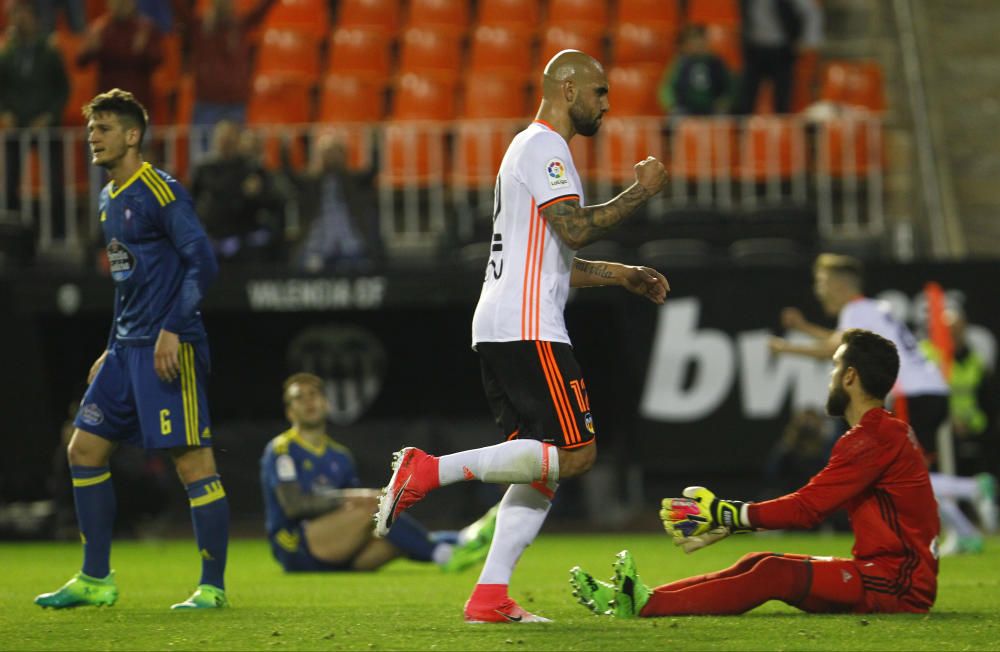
[261,373,497,573]
[35,89,227,610]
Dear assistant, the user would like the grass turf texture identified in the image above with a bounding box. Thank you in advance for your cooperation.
[2,534,999,651]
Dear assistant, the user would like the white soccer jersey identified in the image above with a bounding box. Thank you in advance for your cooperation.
[838,297,948,397]
[472,120,585,346]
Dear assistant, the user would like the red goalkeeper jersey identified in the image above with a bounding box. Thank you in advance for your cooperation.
[748,407,940,611]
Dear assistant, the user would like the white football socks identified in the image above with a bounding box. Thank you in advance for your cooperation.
[437,439,559,486]
[477,483,555,585]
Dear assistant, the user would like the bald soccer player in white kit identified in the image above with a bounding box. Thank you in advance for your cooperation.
[374,50,670,622]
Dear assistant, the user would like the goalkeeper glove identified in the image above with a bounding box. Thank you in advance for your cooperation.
[670,526,731,554]
[660,486,752,537]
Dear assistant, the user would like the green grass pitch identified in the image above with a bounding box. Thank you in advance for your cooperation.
[2,533,999,650]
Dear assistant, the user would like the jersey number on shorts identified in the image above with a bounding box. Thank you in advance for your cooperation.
[160,409,172,435]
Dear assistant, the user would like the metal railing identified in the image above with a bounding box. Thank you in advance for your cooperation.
[1,115,888,262]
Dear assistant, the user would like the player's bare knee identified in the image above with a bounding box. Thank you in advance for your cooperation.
[171,446,217,484]
[67,429,112,466]
[557,443,597,478]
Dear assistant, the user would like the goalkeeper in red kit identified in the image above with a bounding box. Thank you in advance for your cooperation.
[570,328,940,616]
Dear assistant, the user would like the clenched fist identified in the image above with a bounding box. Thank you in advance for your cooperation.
[634,156,667,197]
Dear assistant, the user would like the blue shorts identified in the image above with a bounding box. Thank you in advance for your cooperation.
[269,526,349,573]
[74,340,212,450]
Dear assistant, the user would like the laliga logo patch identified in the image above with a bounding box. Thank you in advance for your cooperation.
[79,403,104,427]
[584,412,595,434]
[107,238,137,282]
[546,158,569,189]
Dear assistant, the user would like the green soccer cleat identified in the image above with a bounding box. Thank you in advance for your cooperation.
[170,584,228,610]
[441,505,499,573]
[34,571,118,609]
[569,566,615,616]
[608,550,651,618]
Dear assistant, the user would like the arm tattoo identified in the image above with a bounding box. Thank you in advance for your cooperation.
[541,183,649,249]
[573,259,615,279]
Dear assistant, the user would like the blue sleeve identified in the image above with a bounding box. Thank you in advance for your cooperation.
[160,191,219,333]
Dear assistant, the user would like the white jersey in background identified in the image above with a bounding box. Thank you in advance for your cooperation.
[838,297,949,397]
[472,120,585,346]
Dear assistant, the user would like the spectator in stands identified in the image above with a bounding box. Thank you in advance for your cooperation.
[75,0,163,112]
[0,0,68,216]
[188,0,277,128]
[190,121,283,262]
[658,24,732,116]
[35,0,85,34]
[290,133,381,273]
[734,0,823,114]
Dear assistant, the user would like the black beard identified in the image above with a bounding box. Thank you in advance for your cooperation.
[570,104,600,136]
[825,385,850,417]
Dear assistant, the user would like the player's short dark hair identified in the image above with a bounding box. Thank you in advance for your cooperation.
[840,328,899,400]
[814,253,864,289]
[82,88,149,142]
[283,372,325,405]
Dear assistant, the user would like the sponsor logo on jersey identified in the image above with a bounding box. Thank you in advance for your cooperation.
[841,570,853,583]
[107,238,137,282]
[546,158,569,189]
[79,403,104,426]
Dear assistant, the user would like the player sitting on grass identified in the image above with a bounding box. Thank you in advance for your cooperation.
[570,329,940,616]
[262,373,497,572]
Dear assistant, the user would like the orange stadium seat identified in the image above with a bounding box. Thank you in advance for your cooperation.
[607,66,662,116]
[671,118,738,180]
[248,73,314,124]
[686,0,741,27]
[739,116,806,180]
[613,23,675,68]
[477,0,539,33]
[820,61,886,112]
[460,75,528,119]
[706,25,742,71]
[398,27,463,84]
[52,33,96,127]
[546,0,609,34]
[469,25,534,79]
[383,73,455,185]
[256,29,322,80]
[327,28,392,80]
[319,73,385,121]
[263,0,331,40]
[596,117,665,183]
[816,118,884,178]
[539,25,604,67]
[337,0,400,36]
[452,121,520,187]
[407,0,470,36]
[616,0,680,30]
[392,73,456,120]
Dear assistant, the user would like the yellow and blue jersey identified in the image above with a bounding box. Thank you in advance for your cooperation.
[260,428,362,538]
[100,162,217,346]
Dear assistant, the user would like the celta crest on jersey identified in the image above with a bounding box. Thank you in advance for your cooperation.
[107,238,137,281]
